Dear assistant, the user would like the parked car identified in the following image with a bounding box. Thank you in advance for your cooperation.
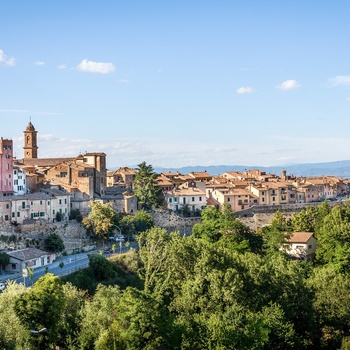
[109,235,125,242]
[0,283,6,292]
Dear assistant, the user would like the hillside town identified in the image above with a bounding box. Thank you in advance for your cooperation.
[0,121,349,226]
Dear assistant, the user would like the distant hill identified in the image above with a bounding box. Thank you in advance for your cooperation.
[154,159,350,178]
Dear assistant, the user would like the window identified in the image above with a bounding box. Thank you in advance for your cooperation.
[308,245,312,249]
[262,198,265,202]
[22,202,26,209]
[14,180,18,185]
[48,201,50,205]
[174,198,177,202]
[169,198,172,203]
[227,198,230,202]
[12,264,16,270]
[12,212,15,218]
[6,204,9,209]
[272,197,275,202]
[59,199,62,205]
[192,197,195,202]
[199,197,202,201]
[60,172,67,178]
[53,210,55,215]
[4,215,8,221]
[64,199,67,204]
[17,212,20,217]
[40,200,42,205]
[40,212,45,217]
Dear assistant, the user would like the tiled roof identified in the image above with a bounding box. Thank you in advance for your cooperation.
[18,157,76,167]
[7,248,50,261]
[286,232,314,243]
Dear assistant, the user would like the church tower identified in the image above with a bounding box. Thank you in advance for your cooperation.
[23,121,38,159]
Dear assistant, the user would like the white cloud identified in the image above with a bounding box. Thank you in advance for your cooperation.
[346,96,350,101]
[0,49,15,67]
[118,79,130,84]
[34,61,45,66]
[77,59,115,74]
[58,64,66,69]
[276,80,301,90]
[330,76,350,86]
[236,86,255,94]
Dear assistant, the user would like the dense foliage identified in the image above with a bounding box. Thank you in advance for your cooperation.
[44,232,65,253]
[2,202,350,349]
[133,161,163,209]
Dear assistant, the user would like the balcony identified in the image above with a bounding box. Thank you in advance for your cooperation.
[20,206,30,210]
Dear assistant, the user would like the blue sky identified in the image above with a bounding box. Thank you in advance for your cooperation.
[1,1,350,169]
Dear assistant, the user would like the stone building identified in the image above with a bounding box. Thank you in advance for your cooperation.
[14,121,108,215]
[0,138,14,196]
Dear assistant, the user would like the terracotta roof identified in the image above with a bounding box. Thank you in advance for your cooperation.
[18,157,76,167]
[286,232,314,243]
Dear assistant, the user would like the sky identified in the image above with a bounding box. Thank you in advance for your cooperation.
[1,1,350,170]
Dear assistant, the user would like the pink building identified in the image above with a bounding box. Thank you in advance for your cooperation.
[0,138,14,196]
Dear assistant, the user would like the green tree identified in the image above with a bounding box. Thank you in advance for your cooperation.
[316,205,350,271]
[308,266,350,349]
[95,287,181,350]
[261,225,290,256]
[314,200,331,232]
[192,206,225,242]
[44,232,65,253]
[82,201,119,242]
[88,254,116,281]
[57,282,86,350]
[120,215,137,240]
[133,162,163,209]
[270,210,290,232]
[134,209,154,233]
[0,251,10,273]
[78,284,122,349]
[291,206,317,232]
[0,281,28,349]
[14,273,65,349]
[137,227,171,294]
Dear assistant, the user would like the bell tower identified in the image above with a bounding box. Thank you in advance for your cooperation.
[23,120,38,159]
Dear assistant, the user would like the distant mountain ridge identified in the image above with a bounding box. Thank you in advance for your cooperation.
[154,159,350,178]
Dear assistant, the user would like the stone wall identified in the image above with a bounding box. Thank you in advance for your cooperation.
[150,209,201,235]
[235,201,341,218]
[0,220,87,252]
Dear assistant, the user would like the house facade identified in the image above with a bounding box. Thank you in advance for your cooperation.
[282,232,317,261]
[0,138,14,196]
[6,248,56,273]
[0,189,70,224]
[166,181,206,213]
[13,166,27,195]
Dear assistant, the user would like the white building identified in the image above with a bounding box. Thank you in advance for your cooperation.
[282,232,317,261]
[13,166,27,195]
[5,248,56,273]
[166,181,206,213]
